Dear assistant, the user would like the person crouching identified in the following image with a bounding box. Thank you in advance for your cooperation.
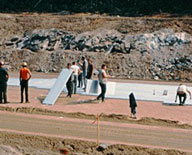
[175,83,192,105]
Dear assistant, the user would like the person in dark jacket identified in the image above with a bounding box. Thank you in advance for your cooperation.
[66,63,73,98]
[0,61,9,104]
[129,92,137,119]
[86,59,93,79]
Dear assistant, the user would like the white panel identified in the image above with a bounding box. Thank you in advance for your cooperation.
[7,77,192,105]
[42,69,72,105]
[106,82,116,95]
[86,80,99,94]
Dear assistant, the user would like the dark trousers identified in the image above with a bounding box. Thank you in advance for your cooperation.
[178,93,186,105]
[82,71,87,89]
[20,80,29,103]
[131,107,136,115]
[0,83,7,103]
[66,81,73,97]
[78,73,83,88]
[97,83,106,102]
[73,75,77,94]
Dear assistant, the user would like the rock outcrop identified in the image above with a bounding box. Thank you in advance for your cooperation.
[5,28,192,54]
[1,28,192,81]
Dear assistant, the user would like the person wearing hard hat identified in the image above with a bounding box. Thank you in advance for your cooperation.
[19,62,32,103]
[0,61,9,103]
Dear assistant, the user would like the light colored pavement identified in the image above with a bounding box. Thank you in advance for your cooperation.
[0,111,192,153]
[7,78,192,105]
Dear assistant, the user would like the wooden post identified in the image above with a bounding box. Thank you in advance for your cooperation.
[91,113,100,145]
[97,113,100,145]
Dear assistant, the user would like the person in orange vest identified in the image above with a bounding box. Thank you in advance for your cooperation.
[19,62,32,103]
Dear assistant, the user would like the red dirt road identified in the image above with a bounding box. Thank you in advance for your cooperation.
[3,86,192,125]
[0,111,192,153]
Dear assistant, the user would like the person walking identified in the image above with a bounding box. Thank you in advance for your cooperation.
[96,64,110,103]
[20,62,32,103]
[175,83,192,105]
[71,61,80,94]
[86,58,93,79]
[129,92,137,119]
[66,63,74,98]
[81,56,88,90]
[0,61,9,104]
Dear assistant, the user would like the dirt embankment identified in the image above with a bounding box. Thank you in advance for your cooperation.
[0,131,188,155]
[0,105,192,130]
[1,13,192,38]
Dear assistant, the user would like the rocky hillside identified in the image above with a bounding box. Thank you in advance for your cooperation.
[0,13,192,81]
[0,0,191,16]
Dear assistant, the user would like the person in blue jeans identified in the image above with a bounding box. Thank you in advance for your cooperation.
[97,64,110,103]
[81,56,88,90]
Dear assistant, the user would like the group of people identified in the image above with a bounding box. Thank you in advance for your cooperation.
[66,57,110,104]
[66,56,94,98]
[0,61,31,104]
[1,57,192,119]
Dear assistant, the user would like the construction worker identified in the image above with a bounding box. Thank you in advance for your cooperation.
[96,64,110,103]
[71,61,80,94]
[0,61,9,103]
[66,63,74,98]
[81,56,88,90]
[86,58,93,79]
[175,83,192,105]
[20,62,32,103]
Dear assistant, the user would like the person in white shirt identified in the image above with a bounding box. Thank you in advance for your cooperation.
[175,83,192,105]
[71,61,80,94]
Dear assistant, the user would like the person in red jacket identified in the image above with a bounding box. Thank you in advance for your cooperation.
[20,62,32,103]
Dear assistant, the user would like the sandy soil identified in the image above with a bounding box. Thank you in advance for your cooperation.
[0,82,192,154]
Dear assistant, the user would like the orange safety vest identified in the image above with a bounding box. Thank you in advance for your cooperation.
[20,67,31,80]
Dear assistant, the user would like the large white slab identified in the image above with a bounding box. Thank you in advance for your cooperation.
[8,78,56,89]
[7,77,192,105]
[86,80,116,96]
[42,69,72,105]
[86,80,99,94]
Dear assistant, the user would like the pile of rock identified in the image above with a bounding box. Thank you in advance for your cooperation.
[4,28,192,54]
[2,28,192,81]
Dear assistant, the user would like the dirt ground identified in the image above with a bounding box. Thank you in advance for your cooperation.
[0,77,192,154]
[1,12,192,154]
